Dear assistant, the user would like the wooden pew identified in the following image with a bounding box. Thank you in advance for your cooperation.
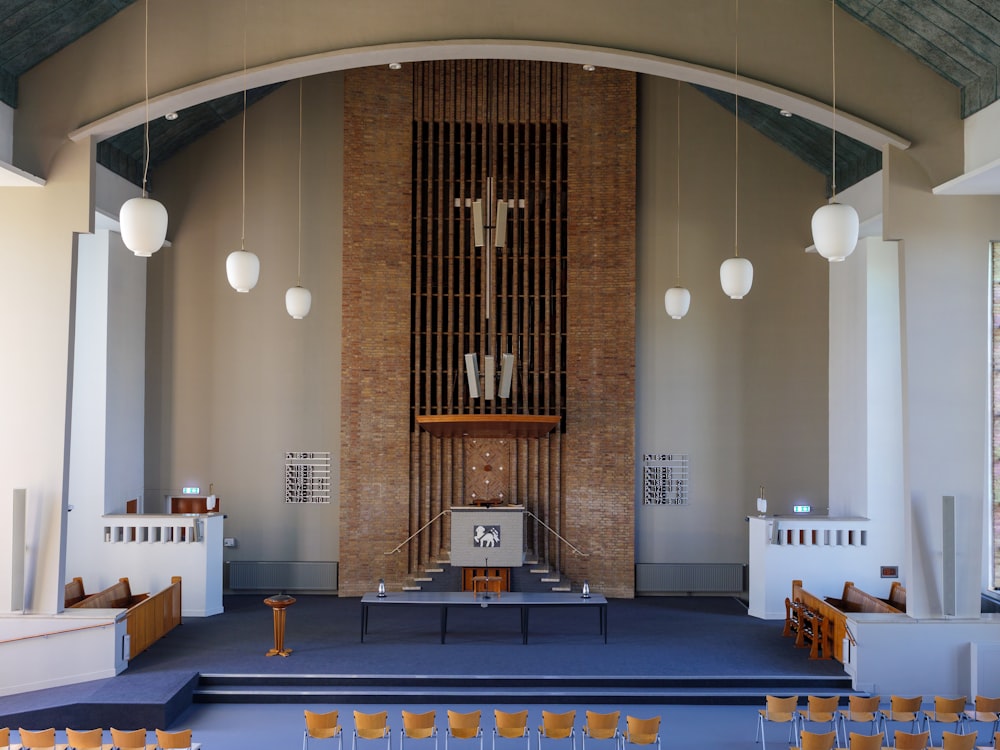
[887,581,906,611]
[788,579,903,664]
[70,576,182,659]
[825,581,902,615]
[70,577,148,610]
[787,581,839,661]
[64,576,88,607]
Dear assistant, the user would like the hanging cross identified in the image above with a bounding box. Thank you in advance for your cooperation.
[456,178,523,401]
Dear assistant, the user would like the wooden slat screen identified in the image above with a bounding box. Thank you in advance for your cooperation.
[409,60,568,572]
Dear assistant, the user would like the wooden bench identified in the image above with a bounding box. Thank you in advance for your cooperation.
[64,576,88,607]
[825,580,903,615]
[70,577,148,610]
[786,579,903,663]
[70,577,182,658]
[887,581,906,611]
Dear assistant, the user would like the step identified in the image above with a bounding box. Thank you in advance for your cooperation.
[541,577,561,583]
[402,585,422,591]
[551,586,572,592]
[193,674,857,707]
[414,577,433,582]
[530,568,550,574]
[425,568,444,573]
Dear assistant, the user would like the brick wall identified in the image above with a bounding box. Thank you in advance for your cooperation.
[341,63,636,598]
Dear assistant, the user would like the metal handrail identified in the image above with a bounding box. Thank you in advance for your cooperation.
[384,509,451,555]
[0,619,116,646]
[524,509,590,556]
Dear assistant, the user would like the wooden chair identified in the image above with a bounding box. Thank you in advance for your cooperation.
[445,711,482,750]
[538,711,576,750]
[621,716,661,750]
[923,698,968,744]
[840,697,883,741]
[848,732,886,750]
[0,728,8,750]
[581,711,619,750]
[882,698,924,745]
[353,711,390,750]
[110,728,147,750]
[963,698,1000,740]
[401,711,438,750]
[153,729,195,750]
[756,696,801,750]
[800,730,837,750]
[492,710,530,750]
[65,728,106,750]
[801,697,842,746]
[939,731,977,750]
[894,731,930,750]
[18,729,56,750]
[305,710,344,750]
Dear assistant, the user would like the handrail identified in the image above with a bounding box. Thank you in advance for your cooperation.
[0,620,116,646]
[384,509,451,555]
[524,509,590,556]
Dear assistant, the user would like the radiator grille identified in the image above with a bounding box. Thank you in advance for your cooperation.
[635,563,745,594]
[228,561,338,592]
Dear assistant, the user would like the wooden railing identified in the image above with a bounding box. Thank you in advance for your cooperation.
[123,576,182,660]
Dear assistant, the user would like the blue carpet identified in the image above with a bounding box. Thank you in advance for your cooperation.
[0,594,847,729]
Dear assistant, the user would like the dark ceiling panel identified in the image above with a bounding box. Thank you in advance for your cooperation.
[695,85,883,196]
[0,0,138,106]
[836,0,1000,116]
[97,85,283,188]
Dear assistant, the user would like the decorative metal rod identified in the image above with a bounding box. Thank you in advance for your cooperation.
[384,509,452,555]
[523,509,591,557]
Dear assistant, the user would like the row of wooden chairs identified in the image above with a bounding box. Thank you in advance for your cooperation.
[0,727,197,750]
[755,695,1000,750]
[304,709,662,750]
[795,728,1000,750]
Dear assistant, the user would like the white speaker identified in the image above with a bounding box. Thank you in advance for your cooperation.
[11,488,25,611]
[499,353,514,398]
[465,353,480,399]
[484,355,496,401]
[943,495,956,616]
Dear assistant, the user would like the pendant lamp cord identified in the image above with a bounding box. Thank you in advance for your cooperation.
[733,0,740,258]
[141,0,150,199]
[240,0,247,252]
[830,0,838,199]
[675,79,682,285]
[297,78,303,286]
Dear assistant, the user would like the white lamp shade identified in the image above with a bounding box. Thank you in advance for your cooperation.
[119,196,168,257]
[664,286,691,320]
[285,285,312,319]
[720,256,753,299]
[226,249,260,292]
[811,201,859,262]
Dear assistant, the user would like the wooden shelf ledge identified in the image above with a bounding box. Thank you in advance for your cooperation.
[417,414,560,439]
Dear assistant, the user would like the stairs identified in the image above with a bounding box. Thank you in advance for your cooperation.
[405,557,575,593]
[192,673,856,706]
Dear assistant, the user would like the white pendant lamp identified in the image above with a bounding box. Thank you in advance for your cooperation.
[720,0,753,300]
[285,286,312,319]
[811,0,859,262]
[119,0,168,257]
[720,256,754,300]
[665,80,691,320]
[226,6,260,292]
[286,80,312,319]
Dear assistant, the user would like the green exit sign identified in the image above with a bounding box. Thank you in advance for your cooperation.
[793,504,811,513]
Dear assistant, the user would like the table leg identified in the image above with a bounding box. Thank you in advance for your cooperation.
[441,605,448,644]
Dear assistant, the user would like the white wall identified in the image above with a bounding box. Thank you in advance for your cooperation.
[67,229,148,591]
[885,147,997,617]
[635,78,829,566]
[145,74,343,566]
